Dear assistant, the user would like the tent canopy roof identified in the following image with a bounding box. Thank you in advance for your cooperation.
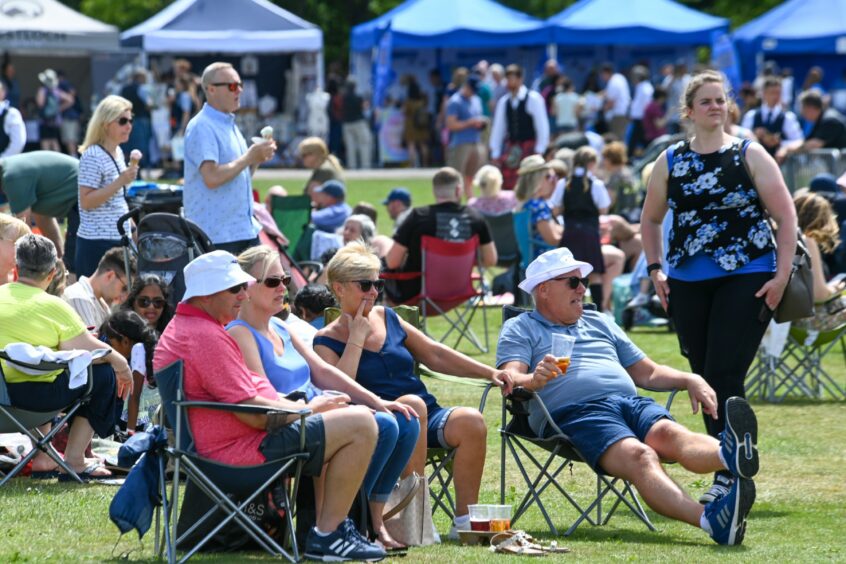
[0,0,119,53]
[733,0,846,54]
[547,0,728,46]
[351,0,549,52]
[121,0,322,53]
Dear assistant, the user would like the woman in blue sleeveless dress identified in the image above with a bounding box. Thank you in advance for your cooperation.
[226,246,418,550]
[312,242,514,540]
[641,70,796,504]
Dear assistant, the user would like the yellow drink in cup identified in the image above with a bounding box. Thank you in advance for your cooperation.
[551,334,576,375]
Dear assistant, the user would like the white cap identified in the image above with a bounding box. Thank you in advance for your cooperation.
[518,247,593,294]
[181,251,255,302]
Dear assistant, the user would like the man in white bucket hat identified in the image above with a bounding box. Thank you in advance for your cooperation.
[496,247,762,546]
[154,250,386,561]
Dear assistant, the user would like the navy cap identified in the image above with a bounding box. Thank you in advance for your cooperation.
[465,75,481,93]
[382,187,411,206]
[809,173,838,194]
[315,180,346,200]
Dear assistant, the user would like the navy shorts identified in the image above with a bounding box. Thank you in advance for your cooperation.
[426,406,456,449]
[545,395,672,473]
[259,413,325,476]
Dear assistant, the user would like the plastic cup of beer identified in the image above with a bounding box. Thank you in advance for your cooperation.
[489,504,512,532]
[468,504,491,531]
[551,334,576,375]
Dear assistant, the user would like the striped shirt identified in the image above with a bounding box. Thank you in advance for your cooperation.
[61,276,111,329]
[78,144,130,240]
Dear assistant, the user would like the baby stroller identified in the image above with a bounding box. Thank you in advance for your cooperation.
[117,207,215,305]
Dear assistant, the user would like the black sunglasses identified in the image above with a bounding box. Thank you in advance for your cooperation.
[551,275,590,290]
[212,81,244,92]
[116,117,133,126]
[227,282,249,294]
[258,275,291,289]
[135,296,166,309]
[351,279,384,293]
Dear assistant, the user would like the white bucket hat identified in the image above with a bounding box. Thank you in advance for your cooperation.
[518,247,593,294]
[181,251,255,302]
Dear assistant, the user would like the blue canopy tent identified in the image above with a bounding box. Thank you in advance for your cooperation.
[733,0,846,86]
[545,0,729,87]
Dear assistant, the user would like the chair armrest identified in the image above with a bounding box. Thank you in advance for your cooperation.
[639,387,679,411]
[177,401,312,417]
[380,271,421,281]
[418,364,495,413]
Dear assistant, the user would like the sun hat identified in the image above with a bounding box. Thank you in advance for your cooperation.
[181,251,255,302]
[315,180,346,201]
[382,187,412,206]
[517,154,552,176]
[518,247,593,294]
[38,69,58,89]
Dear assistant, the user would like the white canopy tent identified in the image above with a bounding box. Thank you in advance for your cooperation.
[0,0,119,53]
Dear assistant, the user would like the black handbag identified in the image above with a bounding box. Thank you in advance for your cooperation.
[773,228,815,323]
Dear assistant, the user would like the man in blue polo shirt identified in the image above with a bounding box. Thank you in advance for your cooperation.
[497,247,762,546]
[446,75,488,200]
[184,62,276,255]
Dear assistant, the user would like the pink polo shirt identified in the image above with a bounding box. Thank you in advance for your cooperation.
[154,302,278,465]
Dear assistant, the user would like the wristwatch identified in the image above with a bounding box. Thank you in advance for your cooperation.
[646,263,663,276]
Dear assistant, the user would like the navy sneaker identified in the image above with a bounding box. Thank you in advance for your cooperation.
[698,473,734,505]
[704,477,756,545]
[720,397,759,479]
[304,518,386,562]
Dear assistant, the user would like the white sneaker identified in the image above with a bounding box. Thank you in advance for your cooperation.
[626,293,650,308]
[447,522,469,541]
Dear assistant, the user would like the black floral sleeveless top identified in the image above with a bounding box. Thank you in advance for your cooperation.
[666,140,774,271]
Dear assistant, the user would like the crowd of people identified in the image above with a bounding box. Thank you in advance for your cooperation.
[1,55,845,562]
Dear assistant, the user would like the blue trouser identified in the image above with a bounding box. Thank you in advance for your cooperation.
[363,411,420,503]
[75,236,122,278]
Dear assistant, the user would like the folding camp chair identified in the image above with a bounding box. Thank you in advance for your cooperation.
[155,361,311,563]
[269,194,313,261]
[382,235,489,353]
[484,212,520,268]
[498,305,677,536]
[0,349,99,486]
[322,305,495,521]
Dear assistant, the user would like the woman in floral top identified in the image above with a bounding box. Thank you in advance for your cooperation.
[641,70,796,504]
[514,155,562,255]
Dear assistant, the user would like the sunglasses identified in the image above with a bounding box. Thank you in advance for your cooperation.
[256,275,291,289]
[136,296,166,309]
[212,81,244,92]
[551,276,590,290]
[227,282,249,294]
[350,279,384,293]
[116,117,133,126]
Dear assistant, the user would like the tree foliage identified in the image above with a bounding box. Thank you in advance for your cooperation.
[68,0,787,67]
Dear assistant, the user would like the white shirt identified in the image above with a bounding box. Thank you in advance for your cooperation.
[0,101,25,158]
[553,91,580,128]
[62,276,110,329]
[77,145,130,240]
[489,85,550,159]
[740,104,803,143]
[629,81,654,120]
[604,73,631,118]
[548,171,611,211]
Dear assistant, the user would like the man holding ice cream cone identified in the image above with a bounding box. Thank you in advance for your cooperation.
[183,62,276,255]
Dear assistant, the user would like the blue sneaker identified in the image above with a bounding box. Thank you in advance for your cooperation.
[304,518,386,562]
[720,397,758,479]
[704,477,755,545]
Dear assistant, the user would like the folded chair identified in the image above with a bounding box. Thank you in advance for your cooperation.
[0,350,98,486]
[498,305,677,536]
[155,361,311,563]
[323,305,495,521]
[382,235,489,353]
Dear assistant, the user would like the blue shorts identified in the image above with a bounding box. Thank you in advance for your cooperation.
[545,396,672,473]
[427,406,456,449]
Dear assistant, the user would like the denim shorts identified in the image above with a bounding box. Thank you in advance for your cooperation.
[426,406,456,449]
[545,395,672,473]
[259,413,325,476]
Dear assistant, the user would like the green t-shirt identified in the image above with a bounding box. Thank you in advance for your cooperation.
[0,282,87,383]
[0,151,79,218]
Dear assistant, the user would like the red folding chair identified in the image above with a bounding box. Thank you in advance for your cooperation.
[382,235,489,353]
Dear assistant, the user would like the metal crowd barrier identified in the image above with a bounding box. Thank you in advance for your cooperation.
[780,149,846,192]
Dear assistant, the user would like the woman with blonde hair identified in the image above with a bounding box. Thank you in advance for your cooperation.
[228,245,418,550]
[75,95,137,277]
[0,214,31,284]
[467,164,516,216]
[298,136,344,194]
[314,242,513,540]
[793,190,846,332]
[514,155,562,251]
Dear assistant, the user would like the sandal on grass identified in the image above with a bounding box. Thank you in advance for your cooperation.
[57,462,112,483]
[490,531,570,556]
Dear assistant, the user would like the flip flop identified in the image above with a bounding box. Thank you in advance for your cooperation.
[490,531,570,556]
[57,462,113,483]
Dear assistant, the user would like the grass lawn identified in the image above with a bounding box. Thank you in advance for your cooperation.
[1,175,844,561]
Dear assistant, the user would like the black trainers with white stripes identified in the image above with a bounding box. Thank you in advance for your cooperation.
[304,518,386,562]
